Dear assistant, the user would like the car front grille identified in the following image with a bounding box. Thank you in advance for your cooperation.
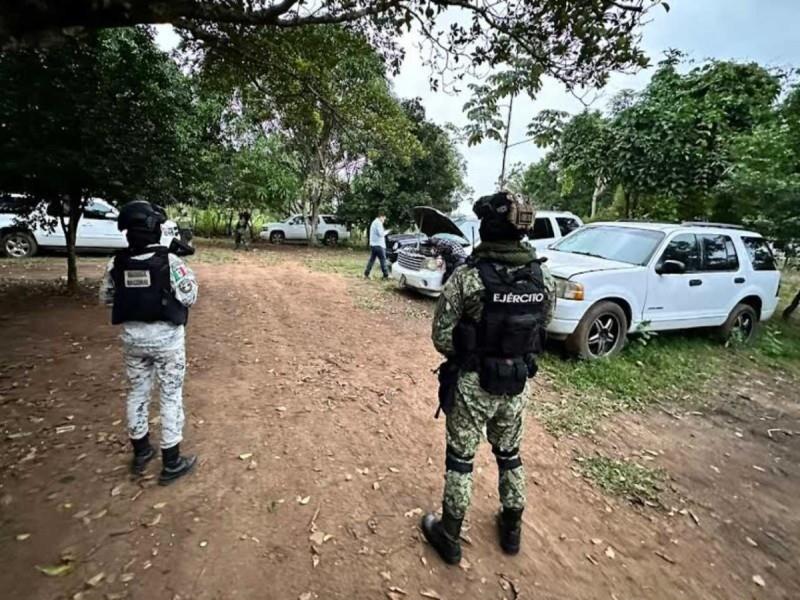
[398,252,424,271]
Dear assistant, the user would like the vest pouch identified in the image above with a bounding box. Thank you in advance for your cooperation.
[478,356,527,396]
[500,313,539,356]
[453,320,478,355]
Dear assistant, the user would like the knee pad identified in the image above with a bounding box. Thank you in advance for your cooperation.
[492,446,522,471]
[445,445,474,474]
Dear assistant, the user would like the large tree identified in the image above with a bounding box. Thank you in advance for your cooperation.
[2,1,666,124]
[196,24,419,243]
[339,99,467,230]
[0,27,197,290]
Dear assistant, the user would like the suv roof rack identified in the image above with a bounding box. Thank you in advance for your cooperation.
[616,219,676,225]
[681,221,746,230]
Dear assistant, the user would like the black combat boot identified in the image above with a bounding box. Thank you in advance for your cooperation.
[497,507,523,555]
[131,434,156,475]
[158,444,197,486]
[421,509,463,565]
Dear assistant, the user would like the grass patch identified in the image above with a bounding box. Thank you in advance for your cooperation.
[577,455,666,505]
[535,334,721,435]
[301,247,368,277]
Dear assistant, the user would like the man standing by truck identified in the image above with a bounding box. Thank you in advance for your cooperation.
[364,211,390,279]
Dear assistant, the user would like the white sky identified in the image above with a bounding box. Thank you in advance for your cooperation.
[155,0,800,203]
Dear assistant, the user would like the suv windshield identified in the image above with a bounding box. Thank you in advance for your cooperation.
[552,225,665,265]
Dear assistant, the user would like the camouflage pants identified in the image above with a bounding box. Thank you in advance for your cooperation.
[123,334,187,449]
[443,371,528,519]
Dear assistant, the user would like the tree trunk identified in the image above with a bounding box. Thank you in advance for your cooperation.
[783,289,800,320]
[590,176,606,219]
[62,192,82,294]
[498,93,515,189]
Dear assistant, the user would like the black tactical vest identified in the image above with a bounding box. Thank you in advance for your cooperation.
[111,247,188,326]
[454,259,548,396]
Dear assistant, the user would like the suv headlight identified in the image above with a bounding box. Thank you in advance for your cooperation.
[556,278,585,301]
[423,257,444,271]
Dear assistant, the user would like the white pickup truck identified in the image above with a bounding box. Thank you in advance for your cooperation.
[260,214,350,245]
[1,196,178,258]
[540,221,781,358]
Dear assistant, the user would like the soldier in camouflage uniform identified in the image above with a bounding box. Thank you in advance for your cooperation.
[422,191,556,565]
[100,200,199,485]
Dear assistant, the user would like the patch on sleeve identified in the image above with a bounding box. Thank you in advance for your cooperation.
[178,279,193,294]
[124,270,151,288]
[171,263,189,282]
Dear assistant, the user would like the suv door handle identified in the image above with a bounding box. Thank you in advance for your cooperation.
[734,277,746,284]
[689,279,702,287]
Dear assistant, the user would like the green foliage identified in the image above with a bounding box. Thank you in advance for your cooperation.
[536,334,720,435]
[0,27,195,203]
[0,26,201,288]
[196,25,418,240]
[577,456,665,505]
[338,99,466,230]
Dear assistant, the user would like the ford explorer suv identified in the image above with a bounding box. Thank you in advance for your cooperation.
[1,195,178,258]
[260,214,350,245]
[540,222,781,358]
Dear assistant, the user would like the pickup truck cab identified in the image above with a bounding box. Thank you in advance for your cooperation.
[526,210,583,251]
[1,195,178,258]
[541,222,781,358]
[260,214,350,245]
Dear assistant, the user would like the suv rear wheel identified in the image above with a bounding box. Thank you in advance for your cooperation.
[566,301,628,359]
[717,303,758,345]
[1,231,38,258]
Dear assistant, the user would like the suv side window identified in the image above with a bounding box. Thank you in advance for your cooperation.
[556,217,581,237]
[289,216,303,225]
[660,233,700,271]
[530,217,554,240]
[699,234,739,271]
[83,201,109,220]
[741,236,776,271]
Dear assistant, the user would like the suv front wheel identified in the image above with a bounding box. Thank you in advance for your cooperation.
[566,301,628,359]
[2,230,38,258]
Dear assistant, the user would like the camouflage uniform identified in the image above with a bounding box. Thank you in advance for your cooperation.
[100,248,199,449]
[432,241,555,519]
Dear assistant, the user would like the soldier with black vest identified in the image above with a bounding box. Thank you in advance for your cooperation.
[422,191,555,565]
[99,200,199,485]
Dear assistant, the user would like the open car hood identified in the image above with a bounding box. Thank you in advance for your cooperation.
[412,206,465,238]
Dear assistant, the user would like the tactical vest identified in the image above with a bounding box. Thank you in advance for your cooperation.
[111,247,188,326]
[454,259,548,396]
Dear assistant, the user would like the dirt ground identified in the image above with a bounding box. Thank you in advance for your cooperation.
[1,247,798,600]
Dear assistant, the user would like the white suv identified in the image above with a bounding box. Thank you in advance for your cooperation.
[260,214,350,245]
[540,222,781,358]
[1,196,178,258]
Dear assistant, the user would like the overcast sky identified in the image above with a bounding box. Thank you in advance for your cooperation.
[156,1,799,204]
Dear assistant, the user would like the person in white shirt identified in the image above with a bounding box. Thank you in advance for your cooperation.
[364,212,390,279]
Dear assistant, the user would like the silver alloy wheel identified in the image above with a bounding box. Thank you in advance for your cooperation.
[586,313,621,357]
[4,233,32,258]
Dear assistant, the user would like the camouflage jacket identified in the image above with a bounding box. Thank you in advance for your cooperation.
[432,241,556,357]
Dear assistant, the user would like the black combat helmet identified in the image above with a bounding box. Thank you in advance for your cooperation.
[473,191,534,242]
[117,200,167,233]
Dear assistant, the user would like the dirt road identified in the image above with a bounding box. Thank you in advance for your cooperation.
[1,251,798,599]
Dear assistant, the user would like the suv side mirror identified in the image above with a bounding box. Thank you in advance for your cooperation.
[656,259,686,275]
